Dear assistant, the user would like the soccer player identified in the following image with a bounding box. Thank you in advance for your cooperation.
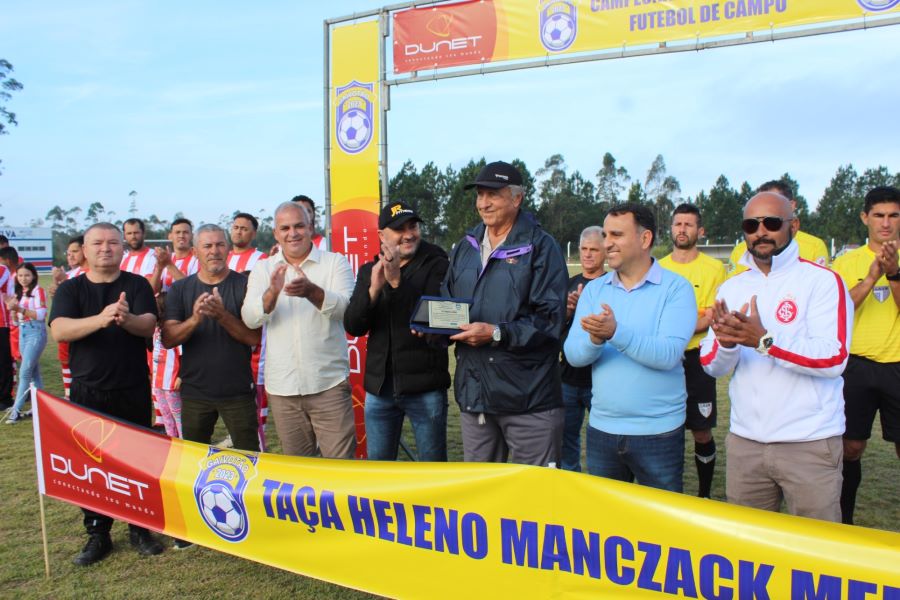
[659,203,727,497]
[832,185,900,525]
[728,180,828,276]
[121,218,158,278]
[152,218,199,293]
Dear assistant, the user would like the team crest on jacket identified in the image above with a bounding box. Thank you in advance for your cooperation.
[775,299,798,324]
[194,448,258,542]
[874,286,890,303]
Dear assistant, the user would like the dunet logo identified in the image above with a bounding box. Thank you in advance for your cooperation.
[393,1,498,73]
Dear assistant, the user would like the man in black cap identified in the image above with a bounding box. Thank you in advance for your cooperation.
[344,202,451,461]
[441,161,568,466]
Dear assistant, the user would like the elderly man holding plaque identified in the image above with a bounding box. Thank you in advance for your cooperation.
[344,201,450,461]
[441,161,568,466]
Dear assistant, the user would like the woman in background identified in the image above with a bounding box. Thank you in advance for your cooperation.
[5,262,47,423]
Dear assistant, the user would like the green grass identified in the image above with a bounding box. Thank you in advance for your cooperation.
[1,275,897,598]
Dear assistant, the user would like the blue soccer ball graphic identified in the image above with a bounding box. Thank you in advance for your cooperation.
[337,109,371,151]
[199,483,245,537]
[541,13,575,51]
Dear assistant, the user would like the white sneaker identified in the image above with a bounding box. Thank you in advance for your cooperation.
[216,435,233,448]
[5,410,21,424]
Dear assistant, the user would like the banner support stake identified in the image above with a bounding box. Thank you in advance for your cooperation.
[39,492,50,579]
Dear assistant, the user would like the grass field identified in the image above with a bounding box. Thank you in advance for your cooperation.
[1,275,897,599]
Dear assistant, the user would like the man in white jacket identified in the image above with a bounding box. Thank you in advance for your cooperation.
[699,192,853,522]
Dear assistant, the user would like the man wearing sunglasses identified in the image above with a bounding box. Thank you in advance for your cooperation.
[727,180,829,276]
[831,185,900,525]
[700,192,852,522]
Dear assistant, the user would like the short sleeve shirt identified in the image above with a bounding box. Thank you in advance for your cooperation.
[165,270,254,400]
[49,271,158,390]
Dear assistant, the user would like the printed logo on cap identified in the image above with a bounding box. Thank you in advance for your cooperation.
[335,80,375,155]
[194,448,258,543]
[539,0,577,53]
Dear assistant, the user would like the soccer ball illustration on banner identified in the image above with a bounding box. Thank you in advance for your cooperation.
[856,0,900,11]
[337,108,372,153]
[199,483,246,538]
[541,12,576,52]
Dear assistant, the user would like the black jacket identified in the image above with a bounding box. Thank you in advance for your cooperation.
[442,211,568,415]
[344,240,451,396]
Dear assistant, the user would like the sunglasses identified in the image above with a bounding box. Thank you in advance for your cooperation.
[741,216,786,234]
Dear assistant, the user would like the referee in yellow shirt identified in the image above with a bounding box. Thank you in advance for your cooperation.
[660,203,727,497]
[832,185,900,525]
[728,180,829,276]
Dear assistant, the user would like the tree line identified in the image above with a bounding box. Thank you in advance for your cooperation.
[22,154,900,264]
[389,154,900,253]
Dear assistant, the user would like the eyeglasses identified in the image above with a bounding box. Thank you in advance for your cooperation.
[741,216,786,234]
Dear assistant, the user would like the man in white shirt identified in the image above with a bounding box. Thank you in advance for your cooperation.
[242,202,356,458]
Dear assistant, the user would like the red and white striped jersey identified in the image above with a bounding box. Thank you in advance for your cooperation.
[0,264,12,328]
[66,266,88,279]
[228,249,267,274]
[152,329,181,391]
[252,329,267,386]
[16,285,48,323]
[161,253,199,291]
[121,247,158,278]
[312,233,327,251]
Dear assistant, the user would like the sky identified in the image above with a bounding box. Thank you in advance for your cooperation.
[1,1,899,230]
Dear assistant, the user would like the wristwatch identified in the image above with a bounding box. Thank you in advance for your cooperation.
[755,333,774,355]
[886,271,900,282]
[491,325,502,347]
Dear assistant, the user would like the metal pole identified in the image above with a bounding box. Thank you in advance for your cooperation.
[323,19,332,245]
[379,10,390,209]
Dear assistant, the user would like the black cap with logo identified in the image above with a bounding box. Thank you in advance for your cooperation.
[378,201,422,230]
[464,161,523,190]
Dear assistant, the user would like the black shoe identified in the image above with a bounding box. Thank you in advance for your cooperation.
[173,538,194,550]
[73,534,113,566]
[129,529,164,556]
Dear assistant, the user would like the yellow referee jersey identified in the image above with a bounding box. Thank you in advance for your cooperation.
[832,245,900,363]
[728,230,829,277]
[659,252,727,350]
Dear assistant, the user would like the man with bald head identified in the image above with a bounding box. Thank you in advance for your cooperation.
[699,192,853,521]
[242,202,355,458]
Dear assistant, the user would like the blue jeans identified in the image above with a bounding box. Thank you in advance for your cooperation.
[586,425,684,493]
[561,383,592,472]
[365,389,448,461]
[12,321,47,413]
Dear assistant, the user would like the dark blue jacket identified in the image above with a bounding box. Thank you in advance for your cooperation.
[442,211,568,414]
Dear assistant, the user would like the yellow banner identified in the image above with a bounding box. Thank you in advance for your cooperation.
[35,391,900,598]
[392,0,900,73]
[329,19,382,456]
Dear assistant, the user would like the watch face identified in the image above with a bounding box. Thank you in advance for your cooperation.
[492,327,501,341]
[764,337,774,349]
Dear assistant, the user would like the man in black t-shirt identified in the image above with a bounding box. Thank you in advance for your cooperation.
[163,224,261,452]
[49,222,165,566]
[560,226,606,472]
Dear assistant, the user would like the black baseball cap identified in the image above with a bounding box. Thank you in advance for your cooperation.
[464,161,523,190]
[379,201,422,230]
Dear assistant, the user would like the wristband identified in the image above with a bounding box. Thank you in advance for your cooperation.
[886,271,900,282]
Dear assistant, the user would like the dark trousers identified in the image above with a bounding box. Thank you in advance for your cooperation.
[70,379,154,535]
[0,328,12,403]
[181,394,260,452]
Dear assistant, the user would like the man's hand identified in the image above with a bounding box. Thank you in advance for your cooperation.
[381,244,402,288]
[879,240,899,277]
[711,296,767,349]
[580,304,616,345]
[191,292,211,322]
[866,255,884,284]
[155,245,173,269]
[283,267,318,298]
[200,287,227,320]
[566,283,584,319]
[52,266,67,284]
[98,292,130,328]
[450,322,495,347]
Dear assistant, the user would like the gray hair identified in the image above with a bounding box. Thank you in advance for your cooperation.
[508,184,525,200]
[580,226,604,244]
[194,223,226,245]
[274,201,309,223]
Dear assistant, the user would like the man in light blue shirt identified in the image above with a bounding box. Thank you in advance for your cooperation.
[564,203,696,492]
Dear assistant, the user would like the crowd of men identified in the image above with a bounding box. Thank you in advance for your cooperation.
[6,164,898,567]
